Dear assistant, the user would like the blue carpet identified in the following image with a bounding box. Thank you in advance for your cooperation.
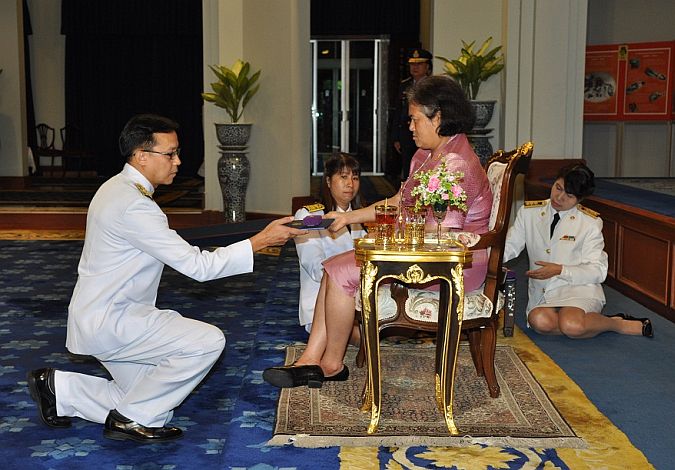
[508,254,675,470]
[1,241,671,468]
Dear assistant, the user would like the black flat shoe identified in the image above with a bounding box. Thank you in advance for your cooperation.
[323,365,349,382]
[610,313,654,337]
[27,368,72,428]
[104,410,183,443]
[262,364,324,388]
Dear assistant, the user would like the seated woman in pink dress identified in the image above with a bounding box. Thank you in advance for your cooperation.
[263,75,493,388]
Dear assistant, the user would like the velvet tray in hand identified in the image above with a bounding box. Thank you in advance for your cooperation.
[285,218,334,230]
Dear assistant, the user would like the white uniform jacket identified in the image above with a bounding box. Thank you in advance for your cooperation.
[503,199,608,314]
[294,204,367,327]
[66,164,254,355]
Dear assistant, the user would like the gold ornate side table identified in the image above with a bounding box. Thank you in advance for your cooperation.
[354,238,472,435]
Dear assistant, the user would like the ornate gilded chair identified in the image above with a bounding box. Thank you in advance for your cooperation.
[356,142,533,398]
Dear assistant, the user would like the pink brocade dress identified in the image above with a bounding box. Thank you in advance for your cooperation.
[324,133,492,296]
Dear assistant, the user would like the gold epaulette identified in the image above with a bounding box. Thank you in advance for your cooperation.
[578,204,599,218]
[303,203,324,213]
[524,200,547,208]
[134,183,153,200]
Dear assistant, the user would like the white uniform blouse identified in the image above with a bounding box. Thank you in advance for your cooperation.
[294,205,367,328]
[66,164,254,355]
[503,199,608,314]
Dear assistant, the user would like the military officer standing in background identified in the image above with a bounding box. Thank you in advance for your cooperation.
[393,48,433,180]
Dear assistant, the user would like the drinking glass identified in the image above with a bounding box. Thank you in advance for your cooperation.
[403,205,425,246]
[374,205,397,245]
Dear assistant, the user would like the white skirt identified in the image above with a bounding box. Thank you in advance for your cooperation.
[529,296,604,316]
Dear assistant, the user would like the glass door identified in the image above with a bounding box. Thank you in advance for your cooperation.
[311,38,389,175]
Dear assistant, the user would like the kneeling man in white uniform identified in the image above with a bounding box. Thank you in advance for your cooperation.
[27,114,306,443]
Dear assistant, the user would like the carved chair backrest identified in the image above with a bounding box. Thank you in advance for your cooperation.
[478,142,533,313]
[36,123,55,149]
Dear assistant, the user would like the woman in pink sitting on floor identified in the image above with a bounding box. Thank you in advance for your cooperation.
[263,75,493,388]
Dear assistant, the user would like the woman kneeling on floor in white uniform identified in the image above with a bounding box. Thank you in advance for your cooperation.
[503,163,653,338]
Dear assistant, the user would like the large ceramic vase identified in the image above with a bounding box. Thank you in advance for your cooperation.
[215,123,252,223]
[468,100,496,166]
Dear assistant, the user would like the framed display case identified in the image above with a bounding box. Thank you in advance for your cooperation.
[584,41,674,121]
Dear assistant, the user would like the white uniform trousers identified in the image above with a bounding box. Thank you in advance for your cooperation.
[55,314,225,428]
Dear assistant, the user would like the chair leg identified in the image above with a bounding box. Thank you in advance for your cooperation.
[480,320,500,398]
[467,329,484,376]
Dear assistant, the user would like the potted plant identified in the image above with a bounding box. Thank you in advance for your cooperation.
[202,59,261,147]
[437,37,504,128]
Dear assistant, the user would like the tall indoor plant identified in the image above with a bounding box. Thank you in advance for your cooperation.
[202,59,262,223]
[202,59,261,146]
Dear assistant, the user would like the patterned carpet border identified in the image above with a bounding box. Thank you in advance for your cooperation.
[269,343,586,449]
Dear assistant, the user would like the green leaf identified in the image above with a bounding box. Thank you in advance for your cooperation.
[202,60,262,122]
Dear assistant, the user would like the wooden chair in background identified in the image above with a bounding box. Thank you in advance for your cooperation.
[33,123,62,176]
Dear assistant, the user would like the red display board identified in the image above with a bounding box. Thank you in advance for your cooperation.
[584,41,674,121]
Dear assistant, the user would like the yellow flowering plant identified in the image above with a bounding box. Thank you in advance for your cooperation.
[410,158,468,213]
[437,37,504,100]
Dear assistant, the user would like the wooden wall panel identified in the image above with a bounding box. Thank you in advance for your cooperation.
[618,227,669,304]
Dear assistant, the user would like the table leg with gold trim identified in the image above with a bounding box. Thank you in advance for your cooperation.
[434,264,465,435]
[354,239,471,435]
[359,260,381,434]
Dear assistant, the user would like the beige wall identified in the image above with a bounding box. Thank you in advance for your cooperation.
[0,0,27,177]
[431,0,504,150]
[202,0,311,213]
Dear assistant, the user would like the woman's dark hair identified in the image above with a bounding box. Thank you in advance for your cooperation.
[119,114,179,161]
[406,75,475,136]
[320,153,363,210]
[556,163,595,200]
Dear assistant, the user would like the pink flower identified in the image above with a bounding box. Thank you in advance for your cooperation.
[427,176,440,191]
[442,193,450,200]
[452,184,463,198]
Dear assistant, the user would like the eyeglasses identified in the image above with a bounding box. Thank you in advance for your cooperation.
[142,148,181,161]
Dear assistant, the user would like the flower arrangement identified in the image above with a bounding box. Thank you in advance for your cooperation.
[410,158,468,213]
[436,37,504,100]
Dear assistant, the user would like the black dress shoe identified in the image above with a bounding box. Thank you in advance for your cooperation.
[262,364,324,388]
[26,368,72,428]
[609,313,654,337]
[323,365,349,382]
[104,410,183,443]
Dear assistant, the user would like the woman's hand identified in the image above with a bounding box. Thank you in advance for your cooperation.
[526,261,562,280]
[324,210,350,232]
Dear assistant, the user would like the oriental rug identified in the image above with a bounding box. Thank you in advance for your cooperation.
[269,343,585,449]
